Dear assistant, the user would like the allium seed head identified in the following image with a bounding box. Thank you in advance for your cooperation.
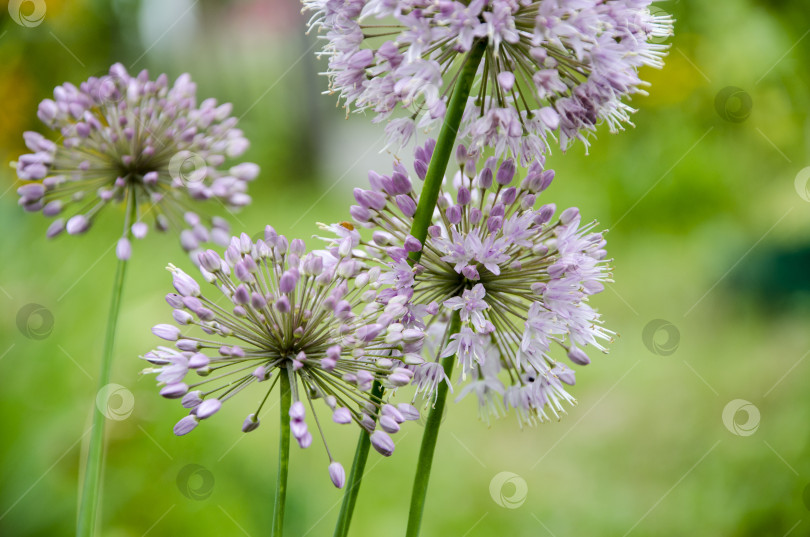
[14,63,257,260]
[143,228,427,485]
[305,0,673,163]
[328,140,613,426]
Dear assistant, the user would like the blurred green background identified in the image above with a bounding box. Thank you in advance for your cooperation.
[1,0,809,535]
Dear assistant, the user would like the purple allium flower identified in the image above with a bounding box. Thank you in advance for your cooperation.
[14,63,258,260]
[305,0,673,163]
[331,140,613,425]
[142,228,425,486]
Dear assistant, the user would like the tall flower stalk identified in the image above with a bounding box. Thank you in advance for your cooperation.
[332,37,488,537]
[331,379,384,537]
[402,38,486,537]
[76,245,128,536]
[273,369,292,537]
[13,64,257,537]
[405,311,460,537]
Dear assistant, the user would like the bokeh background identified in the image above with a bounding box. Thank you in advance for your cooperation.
[1,0,809,536]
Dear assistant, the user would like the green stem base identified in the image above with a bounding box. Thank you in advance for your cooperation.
[76,256,128,537]
[405,313,461,537]
[273,368,292,537]
[333,380,384,537]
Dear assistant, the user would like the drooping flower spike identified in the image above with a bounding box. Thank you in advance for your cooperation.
[143,228,424,487]
[337,139,613,425]
[305,0,673,164]
[14,63,258,260]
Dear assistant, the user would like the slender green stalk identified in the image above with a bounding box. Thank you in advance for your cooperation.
[332,380,384,537]
[408,39,488,263]
[404,39,487,537]
[273,367,293,537]
[405,312,461,537]
[332,38,488,537]
[76,255,128,537]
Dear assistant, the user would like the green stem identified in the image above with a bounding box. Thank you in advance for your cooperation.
[76,255,128,537]
[408,39,488,265]
[332,37,487,537]
[332,380,384,537]
[403,45,486,534]
[272,368,292,537]
[405,312,461,537]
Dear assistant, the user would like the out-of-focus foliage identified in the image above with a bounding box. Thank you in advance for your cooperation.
[1,0,808,536]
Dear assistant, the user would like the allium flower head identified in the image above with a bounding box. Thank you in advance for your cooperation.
[305,0,673,163]
[14,63,258,260]
[340,140,613,425]
[143,228,425,486]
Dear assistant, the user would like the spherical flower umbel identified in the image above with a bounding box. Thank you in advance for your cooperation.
[340,140,613,425]
[305,0,673,163]
[14,63,258,260]
[143,228,424,487]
